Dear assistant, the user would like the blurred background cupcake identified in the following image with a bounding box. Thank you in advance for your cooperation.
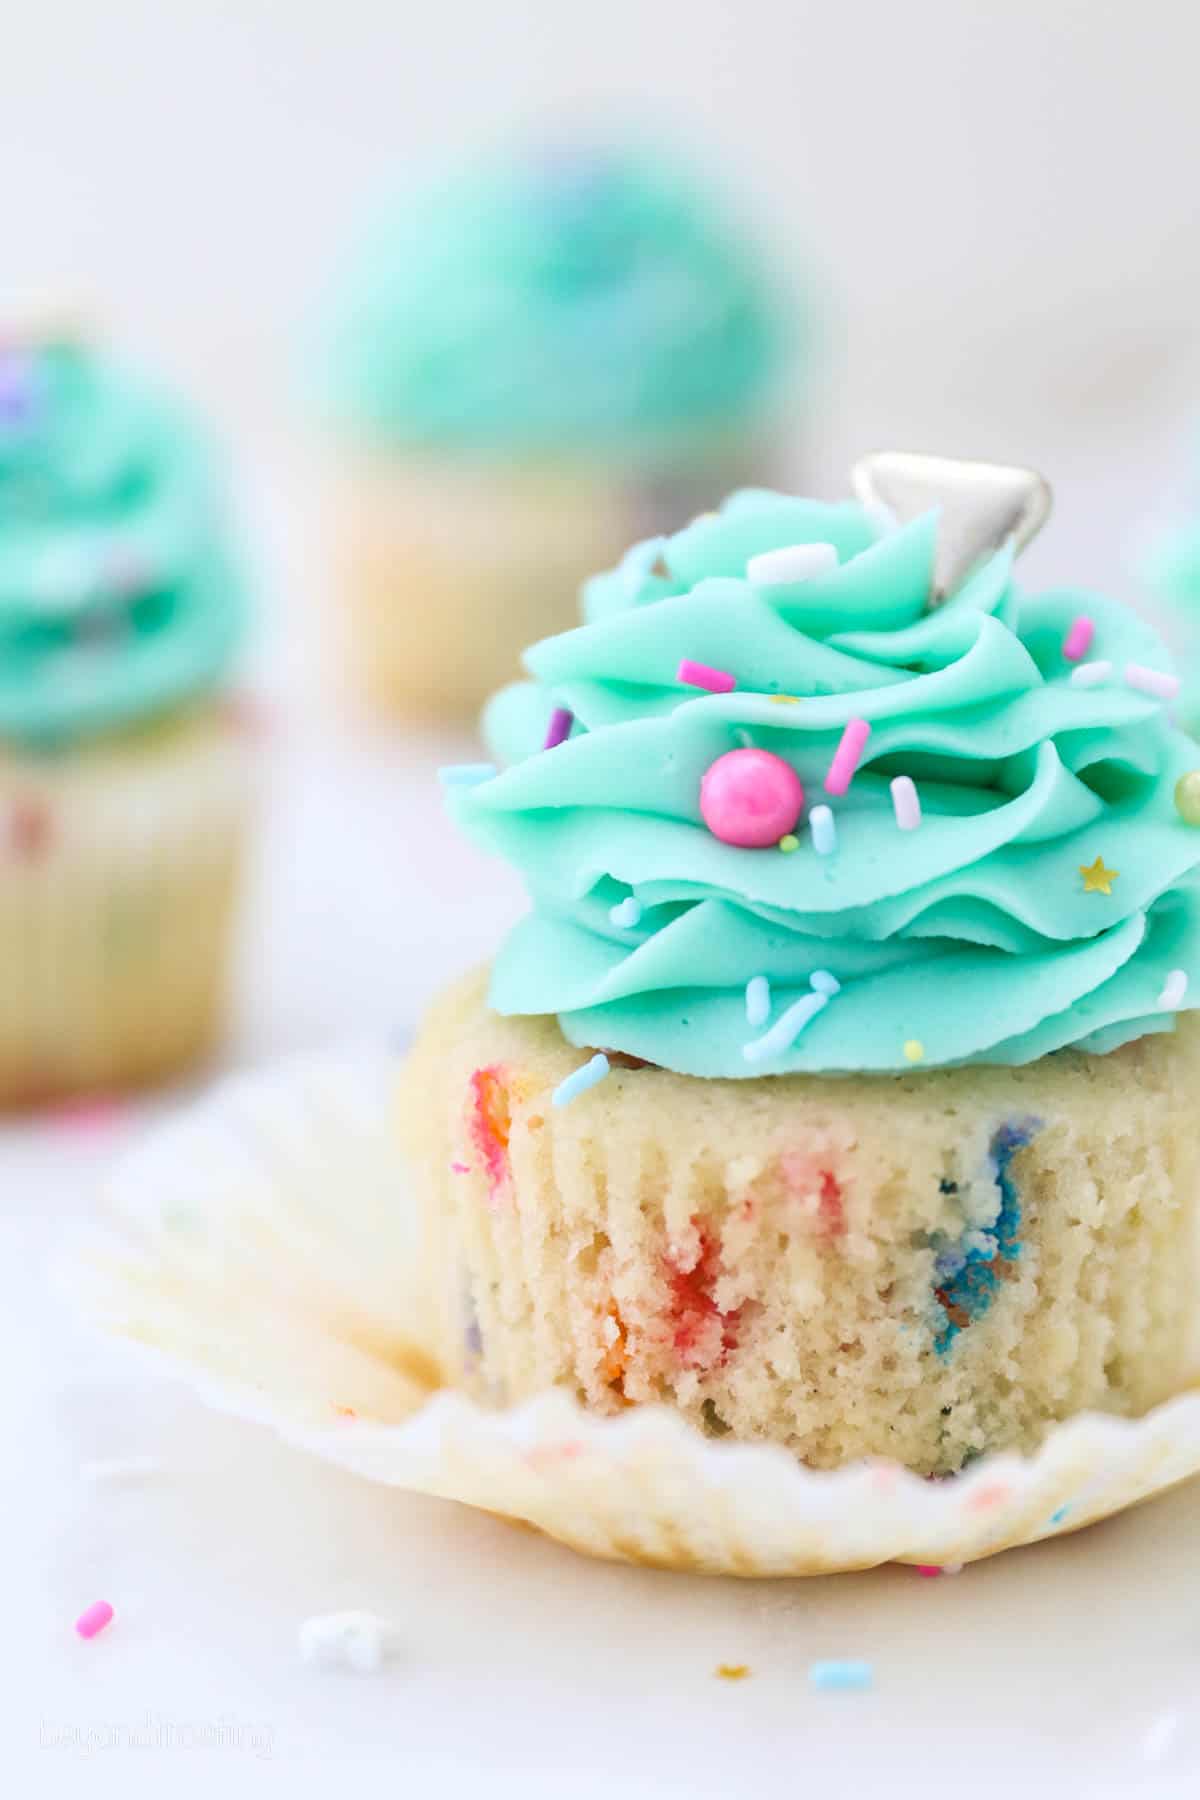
[0,325,251,1103]
[314,139,794,719]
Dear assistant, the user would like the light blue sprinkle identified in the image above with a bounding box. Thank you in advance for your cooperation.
[745,974,770,1029]
[809,1660,873,1693]
[810,969,840,997]
[609,897,643,929]
[809,804,836,856]
[743,991,828,1064]
[733,727,754,749]
[438,763,496,787]
[552,1054,611,1108]
[1049,1504,1070,1526]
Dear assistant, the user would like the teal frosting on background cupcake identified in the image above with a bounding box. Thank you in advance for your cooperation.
[0,342,246,749]
[317,144,789,461]
[452,489,1200,1076]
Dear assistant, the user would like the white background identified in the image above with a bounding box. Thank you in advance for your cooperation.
[8,2,1200,1791]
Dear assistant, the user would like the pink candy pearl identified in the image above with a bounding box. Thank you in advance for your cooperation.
[699,749,804,848]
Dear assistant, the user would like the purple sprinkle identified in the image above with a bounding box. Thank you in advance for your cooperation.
[0,350,40,427]
[544,707,574,750]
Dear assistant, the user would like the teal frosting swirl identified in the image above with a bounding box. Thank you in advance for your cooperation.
[450,488,1200,1075]
[317,146,787,459]
[0,343,246,748]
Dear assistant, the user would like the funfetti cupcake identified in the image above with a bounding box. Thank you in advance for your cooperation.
[316,142,790,719]
[399,455,1200,1478]
[0,329,251,1103]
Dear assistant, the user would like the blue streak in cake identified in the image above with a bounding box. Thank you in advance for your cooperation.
[934,1119,1040,1353]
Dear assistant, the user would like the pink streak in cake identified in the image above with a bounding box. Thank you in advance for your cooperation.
[664,1225,742,1371]
[779,1152,846,1237]
[467,1066,513,1203]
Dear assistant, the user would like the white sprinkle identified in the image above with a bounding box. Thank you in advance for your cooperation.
[747,542,839,588]
[890,775,921,831]
[745,975,771,1028]
[298,1611,400,1675]
[1159,969,1188,1010]
[1068,660,1113,688]
[81,1454,159,1486]
[743,992,828,1064]
[809,804,837,856]
[733,727,754,749]
[1125,662,1181,701]
[438,763,496,787]
[809,970,840,997]
[609,897,643,929]
[552,1053,611,1107]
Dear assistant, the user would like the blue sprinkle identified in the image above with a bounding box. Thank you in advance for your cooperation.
[809,804,837,856]
[745,975,771,1028]
[438,763,497,787]
[1049,1504,1070,1526]
[610,897,643,929]
[810,969,840,997]
[552,1054,611,1108]
[809,1660,873,1693]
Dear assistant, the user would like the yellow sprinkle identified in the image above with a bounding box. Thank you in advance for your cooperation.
[904,1039,925,1063]
[769,694,799,705]
[1079,855,1118,895]
[715,1664,750,1681]
[778,834,799,853]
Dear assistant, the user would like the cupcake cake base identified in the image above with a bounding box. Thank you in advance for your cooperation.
[399,970,1200,1476]
[0,707,247,1104]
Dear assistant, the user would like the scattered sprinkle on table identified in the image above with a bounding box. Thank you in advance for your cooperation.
[745,975,770,1028]
[890,775,921,831]
[809,1659,873,1693]
[1069,659,1112,688]
[438,763,496,788]
[1124,663,1180,701]
[1079,855,1118,895]
[715,1664,750,1681]
[824,719,871,796]
[609,897,643,928]
[747,542,838,587]
[903,1039,924,1063]
[75,1601,114,1640]
[552,1053,610,1108]
[543,707,574,750]
[1159,969,1188,1010]
[298,1611,399,1675]
[809,804,836,856]
[677,658,735,694]
[1061,615,1095,662]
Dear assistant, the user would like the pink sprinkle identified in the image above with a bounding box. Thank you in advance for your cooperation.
[543,707,573,750]
[968,1481,1011,1514]
[45,1096,127,1134]
[677,658,736,695]
[824,718,871,796]
[890,775,921,831]
[75,1601,114,1640]
[1062,616,1095,662]
[1125,663,1181,702]
[915,1565,943,1579]
[450,1160,470,1174]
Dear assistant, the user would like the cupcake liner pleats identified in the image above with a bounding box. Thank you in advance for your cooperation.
[75,1053,1200,1577]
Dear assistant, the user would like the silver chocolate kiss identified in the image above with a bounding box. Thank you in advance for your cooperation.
[851,451,1052,606]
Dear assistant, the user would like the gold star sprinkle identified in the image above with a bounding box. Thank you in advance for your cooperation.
[769,694,799,705]
[1079,856,1118,895]
[715,1664,750,1681]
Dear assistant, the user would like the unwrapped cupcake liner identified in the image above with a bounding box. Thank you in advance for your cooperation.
[0,710,248,1102]
[77,1052,1200,1576]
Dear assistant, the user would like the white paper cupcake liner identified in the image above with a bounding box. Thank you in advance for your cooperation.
[77,1052,1200,1576]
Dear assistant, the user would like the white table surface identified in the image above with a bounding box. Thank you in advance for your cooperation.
[9,435,1200,1796]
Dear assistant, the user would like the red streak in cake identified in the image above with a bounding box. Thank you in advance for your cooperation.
[467,1065,512,1202]
[664,1225,741,1371]
[10,799,52,860]
[779,1153,846,1236]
